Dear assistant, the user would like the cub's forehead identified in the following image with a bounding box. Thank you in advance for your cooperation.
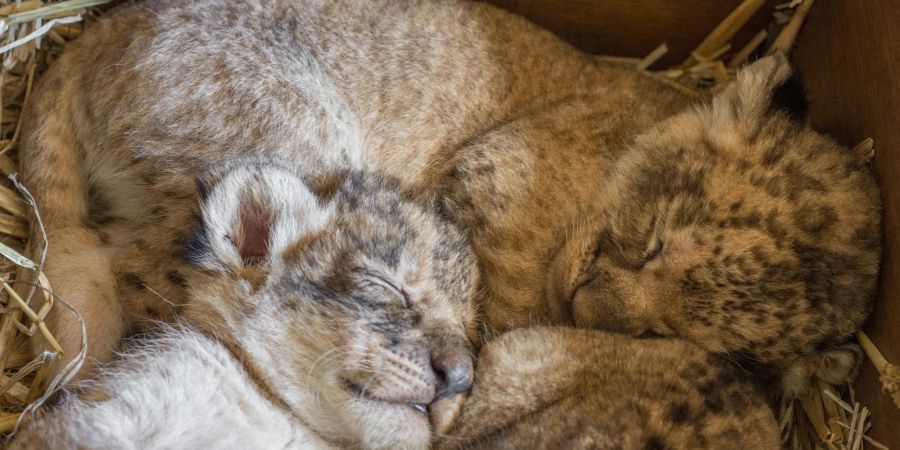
[196,160,469,278]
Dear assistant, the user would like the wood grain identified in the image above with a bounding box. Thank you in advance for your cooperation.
[483,0,777,68]
[796,2,900,448]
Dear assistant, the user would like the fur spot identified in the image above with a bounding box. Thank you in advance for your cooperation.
[184,221,211,266]
[194,176,212,201]
[793,204,837,236]
[667,402,691,425]
[308,172,342,203]
[166,270,188,287]
[785,163,826,197]
[644,435,670,450]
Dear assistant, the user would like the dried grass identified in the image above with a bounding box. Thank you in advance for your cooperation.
[0,0,892,448]
[0,0,109,433]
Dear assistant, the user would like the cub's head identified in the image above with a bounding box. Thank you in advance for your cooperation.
[180,158,478,450]
[548,55,881,385]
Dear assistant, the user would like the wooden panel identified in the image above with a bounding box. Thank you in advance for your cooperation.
[484,0,778,67]
[796,2,900,448]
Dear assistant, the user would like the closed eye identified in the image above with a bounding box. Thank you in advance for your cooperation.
[366,274,411,308]
[644,236,664,265]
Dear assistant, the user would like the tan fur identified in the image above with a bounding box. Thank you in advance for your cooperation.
[19,0,881,446]
[439,328,780,450]
[540,56,881,378]
[20,0,695,371]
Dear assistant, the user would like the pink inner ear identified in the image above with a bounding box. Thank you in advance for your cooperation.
[239,207,272,265]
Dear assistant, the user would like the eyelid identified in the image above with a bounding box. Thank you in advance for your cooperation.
[367,274,411,307]
[643,216,663,264]
[645,236,664,262]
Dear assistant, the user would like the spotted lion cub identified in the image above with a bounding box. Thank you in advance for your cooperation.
[537,56,881,386]
[444,54,882,390]
[12,159,478,450]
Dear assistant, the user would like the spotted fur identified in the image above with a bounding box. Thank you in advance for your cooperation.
[18,0,881,445]
[439,328,780,450]
[543,56,881,383]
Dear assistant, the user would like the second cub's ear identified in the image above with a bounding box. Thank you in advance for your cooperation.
[814,343,864,385]
[185,159,328,271]
[783,343,863,397]
[711,53,808,125]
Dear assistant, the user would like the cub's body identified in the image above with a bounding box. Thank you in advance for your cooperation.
[21,0,693,369]
[12,327,332,450]
[18,0,881,448]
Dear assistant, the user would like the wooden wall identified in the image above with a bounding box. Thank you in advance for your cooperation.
[485,1,899,447]
[485,0,778,67]
[796,2,900,448]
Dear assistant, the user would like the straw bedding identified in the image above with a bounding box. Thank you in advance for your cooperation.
[0,0,893,448]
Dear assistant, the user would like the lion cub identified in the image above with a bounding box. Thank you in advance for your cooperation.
[439,328,780,450]
[13,160,478,450]
[444,55,882,390]
[20,0,879,407]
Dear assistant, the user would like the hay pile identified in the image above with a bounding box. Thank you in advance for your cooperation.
[0,0,110,433]
[0,0,893,448]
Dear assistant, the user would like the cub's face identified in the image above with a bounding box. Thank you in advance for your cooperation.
[180,159,477,450]
[547,56,881,374]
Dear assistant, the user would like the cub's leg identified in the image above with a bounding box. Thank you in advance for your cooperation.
[17,69,129,381]
[38,230,127,378]
[440,328,780,450]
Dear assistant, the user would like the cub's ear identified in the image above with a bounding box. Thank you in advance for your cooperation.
[710,53,808,126]
[782,343,863,396]
[185,159,327,271]
[233,201,274,265]
[814,343,864,385]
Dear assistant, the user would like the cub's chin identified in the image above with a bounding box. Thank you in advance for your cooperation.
[319,384,467,449]
[310,384,432,450]
[345,396,432,450]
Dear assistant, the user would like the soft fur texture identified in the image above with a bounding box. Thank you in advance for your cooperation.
[20,0,696,373]
[15,160,479,449]
[11,326,334,449]
[18,0,882,447]
[439,327,780,450]
[539,56,881,379]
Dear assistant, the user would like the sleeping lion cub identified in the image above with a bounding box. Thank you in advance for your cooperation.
[17,0,880,447]
[13,159,478,450]
[22,0,879,388]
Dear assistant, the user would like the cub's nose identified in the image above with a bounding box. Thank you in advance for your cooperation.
[431,340,474,400]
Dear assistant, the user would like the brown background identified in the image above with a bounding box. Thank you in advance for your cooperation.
[486,0,780,67]
[797,2,900,447]
[485,1,899,447]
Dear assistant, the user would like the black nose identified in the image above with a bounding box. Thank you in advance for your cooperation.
[431,343,474,399]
